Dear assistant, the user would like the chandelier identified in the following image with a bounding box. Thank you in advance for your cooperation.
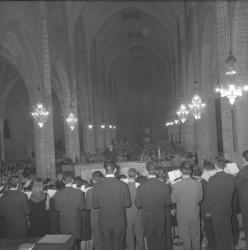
[215,2,248,105]
[188,95,206,120]
[100,124,106,129]
[66,113,78,131]
[31,103,49,128]
[176,104,189,123]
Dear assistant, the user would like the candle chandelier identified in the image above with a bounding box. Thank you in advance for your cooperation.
[87,123,94,130]
[66,113,78,131]
[216,1,248,105]
[31,102,50,128]
[31,87,49,128]
[188,95,206,120]
[176,104,189,123]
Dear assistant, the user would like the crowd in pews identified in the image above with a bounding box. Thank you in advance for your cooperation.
[0,150,248,250]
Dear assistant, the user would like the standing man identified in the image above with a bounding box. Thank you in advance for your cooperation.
[205,155,235,250]
[86,171,104,250]
[236,150,248,246]
[171,161,203,250]
[54,172,84,248]
[135,161,171,250]
[92,161,131,250]
[0,177,30,238]
[126,168,144,250]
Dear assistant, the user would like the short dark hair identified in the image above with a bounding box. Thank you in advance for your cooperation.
[146,161,157,175]
[8,176,19,188]
[104,161,116,174]
[135,175,147,184]
[128,168,137,179]
[203,160,215,170]
[64,172,73,184]
[180,161,193,176]
[243,150,248,158]
[215,155,226,169]
[73,176,83,188]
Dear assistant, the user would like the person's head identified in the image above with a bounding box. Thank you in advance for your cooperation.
[57,173,63,181]
[146,161,157,176]
[157,167,165,180]
[214,155,226,170]
[64,172,73,185]
[91,171,104,185]
[104,161,116,175]
[180,161,193,176]
[8,176,19,189]
[135,175,147,184]
[32,179,43,193]
[73,176,83,188]
[128,168,137,179]
[203,160,215,171]
[243,150,248,161]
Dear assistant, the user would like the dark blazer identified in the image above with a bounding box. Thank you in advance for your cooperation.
[134,177,171,232]
[92,177,131,229]
[200,178,208,216]
[54,186,84,238]
[0,190,30,238]
[236,165,248,190]
[206,171,235,217]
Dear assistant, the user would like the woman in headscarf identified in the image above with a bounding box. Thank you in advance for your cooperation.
[28,178,50,237]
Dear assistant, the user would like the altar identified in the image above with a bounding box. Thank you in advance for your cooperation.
[74,162,147,181]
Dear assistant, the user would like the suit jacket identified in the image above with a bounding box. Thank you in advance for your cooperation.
[54,186,84,237]
[236,165,248,190]
[200,178,208,216]
[206,171,235,217]
[171,177,203,224]
[0,190,30,238]
[126,181,142,225]
[92,177,131,229]
[134,177,171,232]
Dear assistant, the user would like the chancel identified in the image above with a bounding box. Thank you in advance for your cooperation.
[0,1,248,250]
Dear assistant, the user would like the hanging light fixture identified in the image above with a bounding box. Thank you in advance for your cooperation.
[87,123,93,130]
[31,87,49,128]
[66,113,78,131]
[176,104,189,123]
[112,125,117,130]
[165,122,174,127]
[109,125,113,129]
[188,95,206,120]
[215,1,248,105]
[66,103,78,131]
[100,124,106,129]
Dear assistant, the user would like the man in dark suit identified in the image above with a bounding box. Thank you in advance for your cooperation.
[236,150,248,246]
[92,161,131,250]
[205,156,235,250]
[135,161,171,250]
[200,160,217,249]
[86,171,104,250]
[54,173,84,247]
[0,177,30,238]
[171,161,203,250]
[125,168,144,250]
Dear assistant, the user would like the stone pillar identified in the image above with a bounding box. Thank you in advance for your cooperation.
[35,1,56,179]
[0,117,5,161]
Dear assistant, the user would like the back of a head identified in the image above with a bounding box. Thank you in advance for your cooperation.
[64,172,73,185]
[73,176,83,188]
[104,161,116,174]
[215,155,226,169]
[91,171,103,185]
[203,160,215,171]
[128,168,137,179]
[8,176,19,189]
[146,161,157,176]
[180,161,193,176]
[157,167,165,179]
[135,175,147,184]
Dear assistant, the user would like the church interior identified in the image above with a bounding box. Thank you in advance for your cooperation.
[0,1,248,250]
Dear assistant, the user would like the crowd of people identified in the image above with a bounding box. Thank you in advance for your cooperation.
[55,141,185,165]
[0,150,248,250]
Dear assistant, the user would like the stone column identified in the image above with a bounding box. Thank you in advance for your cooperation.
[35,1,56,179]
[0,116,5,161]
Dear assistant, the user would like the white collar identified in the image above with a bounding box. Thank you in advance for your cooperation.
[148,175,156,179]
[106,174,115,177]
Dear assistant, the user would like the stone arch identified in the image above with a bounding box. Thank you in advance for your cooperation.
[0,19,42,105]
